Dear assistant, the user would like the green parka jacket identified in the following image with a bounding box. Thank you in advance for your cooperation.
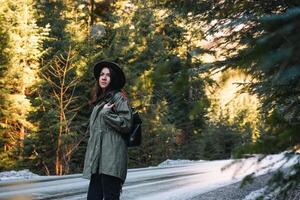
[82,91,133,182]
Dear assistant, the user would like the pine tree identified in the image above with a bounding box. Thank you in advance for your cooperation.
[0,0,49,170]
[0,13,10,170]
[202,3,300,198]
[26,0,95,175]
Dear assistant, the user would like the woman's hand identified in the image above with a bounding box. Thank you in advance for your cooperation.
[103,103,114,109]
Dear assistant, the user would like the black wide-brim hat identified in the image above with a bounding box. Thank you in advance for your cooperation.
[93,60,126,90]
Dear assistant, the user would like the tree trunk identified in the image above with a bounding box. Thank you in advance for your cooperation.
[89,0,95,27]
[56,89,64,175]
[56,135,62,175]
[19,126,25,158]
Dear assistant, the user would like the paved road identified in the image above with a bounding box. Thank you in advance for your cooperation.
[0,158,282,200]
[0,161,230,200]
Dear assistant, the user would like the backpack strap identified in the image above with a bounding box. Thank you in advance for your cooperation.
[91,90,119,126]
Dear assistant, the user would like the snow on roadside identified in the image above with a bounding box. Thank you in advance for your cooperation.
[243,187,267,200]
[243,186,283,200]
[157,151,299,176]
[153,151,300,200]
[220,151,299,179]
[157,159,205,167]
[0,169,40,182]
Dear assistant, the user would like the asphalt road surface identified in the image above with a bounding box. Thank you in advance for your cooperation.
[0,159,275,200]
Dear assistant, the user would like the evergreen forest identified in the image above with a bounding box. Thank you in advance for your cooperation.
[0,0,300,198]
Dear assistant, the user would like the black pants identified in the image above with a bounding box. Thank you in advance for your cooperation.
[87,173,122,200]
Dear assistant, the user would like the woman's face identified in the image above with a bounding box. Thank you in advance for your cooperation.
[99,67,111,90]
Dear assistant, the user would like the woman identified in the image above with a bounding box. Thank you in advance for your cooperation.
[83,61,133,200]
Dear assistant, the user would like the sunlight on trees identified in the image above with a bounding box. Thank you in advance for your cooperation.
[0,0,49,166]
[0,5,299,199]
[207,69,260,142]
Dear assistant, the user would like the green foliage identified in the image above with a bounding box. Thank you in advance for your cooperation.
[204,3,300,199]
[5,0,299,184]
[223,9,300,158]
[257,164,300,200]
[240,173,255,188]
[214,8,300,123]
[0,0,50,171]
[203,112,252,160]
[22,0,94,175]
[0,153,15,171]
[0,15,9,161]
[86,1,211,164]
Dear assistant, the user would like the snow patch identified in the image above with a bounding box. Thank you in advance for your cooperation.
[243,186,283,200]
[243,187,266,200]
[0,169,40,182]
[157,159,204,167]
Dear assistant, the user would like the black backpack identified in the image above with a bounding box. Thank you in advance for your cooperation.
[125,107,142,147]
[109,90,142,147]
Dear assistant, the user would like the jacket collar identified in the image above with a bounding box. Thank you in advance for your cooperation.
[95,90,119,105]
